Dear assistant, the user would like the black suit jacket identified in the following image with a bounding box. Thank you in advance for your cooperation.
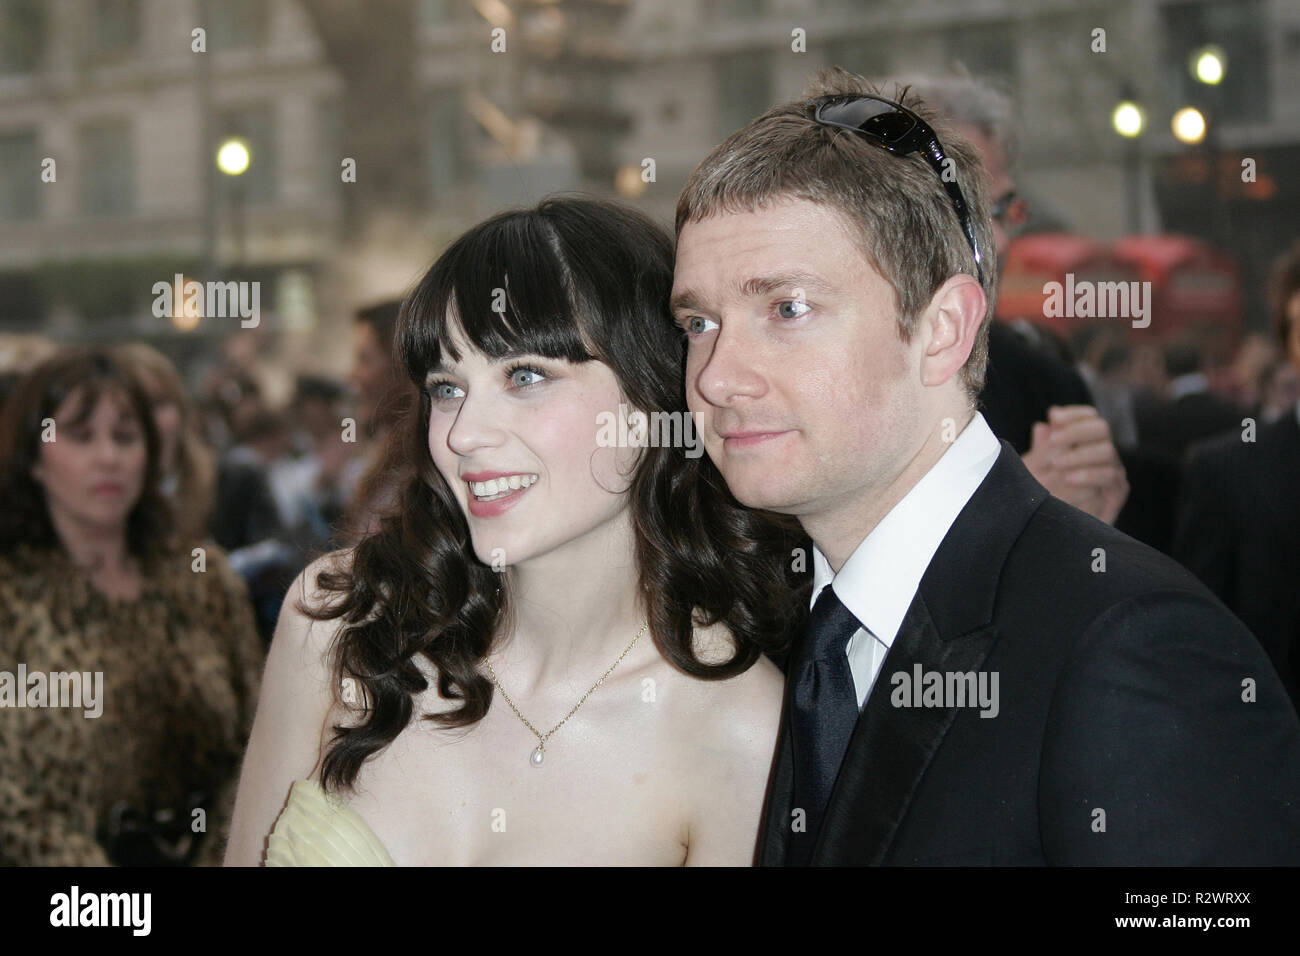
[1135,390,1245,461]
[979,320,1093,455]
[757,443,1300,865]
[1174,412,1300,714]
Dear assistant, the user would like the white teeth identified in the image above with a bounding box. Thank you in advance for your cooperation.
[468,474,538,499]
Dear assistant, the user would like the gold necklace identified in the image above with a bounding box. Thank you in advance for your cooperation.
[485,621,648,768]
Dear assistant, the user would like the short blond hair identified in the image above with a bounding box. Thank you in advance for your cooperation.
[676,67,998,397]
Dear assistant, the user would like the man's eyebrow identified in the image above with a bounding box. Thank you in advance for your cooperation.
[738,271,833,299]
[670,272,833,315]
[669,288,707,315]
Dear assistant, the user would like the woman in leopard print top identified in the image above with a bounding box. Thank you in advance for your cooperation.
[0,346,264,866]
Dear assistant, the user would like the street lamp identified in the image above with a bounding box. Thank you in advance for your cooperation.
[1112,101,1145,139]
[216,136,251,262]
[1172,107,1207,145]
[1190,45,1227,86]
[1112,86,1147,233]
[216,137,251,176]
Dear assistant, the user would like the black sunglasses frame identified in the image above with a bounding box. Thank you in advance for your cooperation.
[812,93,985,287]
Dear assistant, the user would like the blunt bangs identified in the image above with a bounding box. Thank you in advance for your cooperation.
[398,210,596,382]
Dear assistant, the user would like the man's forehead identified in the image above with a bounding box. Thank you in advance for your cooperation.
[672,203,869,304]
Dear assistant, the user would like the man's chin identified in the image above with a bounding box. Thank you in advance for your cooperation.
[715,474,802,514]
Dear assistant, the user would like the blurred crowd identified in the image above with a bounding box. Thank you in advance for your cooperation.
[0,300,414,865]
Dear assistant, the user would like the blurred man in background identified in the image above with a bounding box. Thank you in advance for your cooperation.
[1175,241,1300,715]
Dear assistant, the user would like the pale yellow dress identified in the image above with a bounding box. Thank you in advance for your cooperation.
[265,779,395,866]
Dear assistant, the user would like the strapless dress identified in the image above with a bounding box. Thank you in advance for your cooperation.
[265,778,395,866]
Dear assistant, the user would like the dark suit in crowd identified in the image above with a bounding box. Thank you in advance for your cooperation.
[1174,411,1300,716]
[979,320,1179,553]
[759,443,1300,865]
[1136,388,1246,462]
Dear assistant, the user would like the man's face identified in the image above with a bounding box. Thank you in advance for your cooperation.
[672,197,926,521]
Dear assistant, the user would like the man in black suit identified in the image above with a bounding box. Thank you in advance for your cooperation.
[1136,340,1245,460]
[1174,245,1300,715]
[672,67,1300,864]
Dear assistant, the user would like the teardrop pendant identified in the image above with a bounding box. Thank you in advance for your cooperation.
[530,745,545,768]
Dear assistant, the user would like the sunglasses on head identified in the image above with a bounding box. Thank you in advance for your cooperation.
[812,93,985,287]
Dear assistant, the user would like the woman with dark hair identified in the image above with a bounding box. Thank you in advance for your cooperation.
[0,346,264,865]
[226,196,806,865]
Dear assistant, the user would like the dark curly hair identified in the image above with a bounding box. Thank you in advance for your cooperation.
[0,345,173,568]
[299,195,810,792]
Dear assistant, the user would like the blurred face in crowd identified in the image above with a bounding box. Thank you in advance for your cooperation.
[955,123,1015,259]
[30,387,147,538]
[296,395,338,441]
[674,198,930,531]
[351,320,392,428]
[425,321,639,572]
[1287,292,1300,372]
[138,372,181,476]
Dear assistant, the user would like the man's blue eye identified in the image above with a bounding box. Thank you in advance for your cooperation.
[776,300,809,319]
[686,316,717,335]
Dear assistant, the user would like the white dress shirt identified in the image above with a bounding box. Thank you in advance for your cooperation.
[810,412,1002,709]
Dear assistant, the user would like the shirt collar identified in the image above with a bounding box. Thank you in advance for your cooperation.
[1168,372,1209,401]
[811,412,1002,648]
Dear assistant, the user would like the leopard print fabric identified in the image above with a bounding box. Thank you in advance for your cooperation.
[0,541,264,866]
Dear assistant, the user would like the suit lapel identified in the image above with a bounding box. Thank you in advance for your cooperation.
[805,442,1046,865]
[812,598,997,865]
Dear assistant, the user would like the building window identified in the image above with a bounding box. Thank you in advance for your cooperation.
[825,36,893,79]
[218,106,276,203]
[1161,0,1269,124]
[317,98,342,195]
[0,130,40,220]
[715,52,772,141]
[705,0,768,20]
[88,0,139,62]
[0,0,46,74]
[79,121,134,216]
[427,89,466,200]
[209,0,270,50]
[943,22,1017,87]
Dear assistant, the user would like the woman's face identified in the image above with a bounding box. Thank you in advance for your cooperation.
[426,324,641,570]
[31,387,147,537]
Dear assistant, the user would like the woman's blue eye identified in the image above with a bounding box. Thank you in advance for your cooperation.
[428,381,464,401]
[685,315,717,336]
[509,366,545,388]
[776,300,810,319]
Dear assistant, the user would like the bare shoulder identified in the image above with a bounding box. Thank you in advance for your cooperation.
[683,618,785,756]
[222,547,358,864]
[675,619,787,865]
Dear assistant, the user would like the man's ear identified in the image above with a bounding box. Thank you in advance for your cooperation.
[918,274,987,388]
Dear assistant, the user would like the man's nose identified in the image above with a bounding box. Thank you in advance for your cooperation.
[690,320,767,408]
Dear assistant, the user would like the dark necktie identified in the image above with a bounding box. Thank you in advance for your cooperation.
[787,584,862,866]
